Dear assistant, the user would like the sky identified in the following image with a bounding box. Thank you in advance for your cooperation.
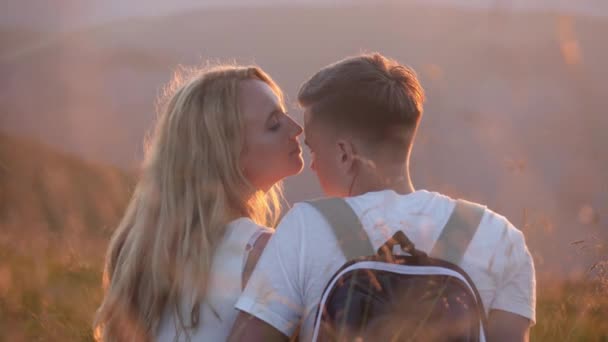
[2,0,607,32]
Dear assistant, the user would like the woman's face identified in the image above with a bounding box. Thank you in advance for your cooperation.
[239,79,304,191]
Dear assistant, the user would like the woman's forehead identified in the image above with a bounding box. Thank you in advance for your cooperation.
[238,79,283,125]
[239,79,280,109]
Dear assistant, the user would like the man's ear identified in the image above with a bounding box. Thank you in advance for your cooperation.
[336,139,357,174]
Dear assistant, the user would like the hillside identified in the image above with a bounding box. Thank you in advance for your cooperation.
[0,133,133,340]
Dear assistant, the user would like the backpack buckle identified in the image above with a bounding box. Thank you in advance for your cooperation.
[377,231,428,259]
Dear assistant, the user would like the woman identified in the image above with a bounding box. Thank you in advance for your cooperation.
[93,64,303,341]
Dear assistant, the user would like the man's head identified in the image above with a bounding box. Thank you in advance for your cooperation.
[298,53,425,197]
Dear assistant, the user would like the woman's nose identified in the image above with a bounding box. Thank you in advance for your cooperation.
[289,117,303,138]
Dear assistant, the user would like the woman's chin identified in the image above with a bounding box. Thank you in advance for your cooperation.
[277,159,305,182]
[289,156,305,175]
[260,159,305,192]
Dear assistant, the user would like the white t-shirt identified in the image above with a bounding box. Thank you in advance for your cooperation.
[156,217,272,342]
[235,189,536,341]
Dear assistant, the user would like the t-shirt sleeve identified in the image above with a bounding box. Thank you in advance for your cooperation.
[490,224,537,324]
[234,205,306,336]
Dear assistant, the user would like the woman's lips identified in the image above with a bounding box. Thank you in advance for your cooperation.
[290,146,301,155]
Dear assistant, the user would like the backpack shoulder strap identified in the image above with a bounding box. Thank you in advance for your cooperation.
[430,199,485,265]
[306,198,375,261]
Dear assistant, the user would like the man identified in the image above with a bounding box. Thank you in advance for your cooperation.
[229,53,536,341]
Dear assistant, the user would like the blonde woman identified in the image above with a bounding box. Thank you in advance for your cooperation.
[93,65,304,341]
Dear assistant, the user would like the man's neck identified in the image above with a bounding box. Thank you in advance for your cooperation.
[348,162,415,196]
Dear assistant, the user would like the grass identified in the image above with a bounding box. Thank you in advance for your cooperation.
[1,244,606,341]
[0,133,131,341]
[0,243,102,341]
[532,274,608,341]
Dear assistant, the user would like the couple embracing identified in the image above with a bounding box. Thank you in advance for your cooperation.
[95,53,535,342]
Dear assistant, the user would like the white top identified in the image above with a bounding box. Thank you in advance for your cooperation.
[235,190,536,341]
[156,217,272,342]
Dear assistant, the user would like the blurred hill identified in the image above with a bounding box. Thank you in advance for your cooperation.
[0,133,133,340]
[1,3,606,278]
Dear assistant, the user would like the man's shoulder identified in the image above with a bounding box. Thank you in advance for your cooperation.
[459,202,530,257]
[477,205,523,236]
[426,193,526,243]
[286,200,328,219]
[273,201,331,236]
[428,193,515,230]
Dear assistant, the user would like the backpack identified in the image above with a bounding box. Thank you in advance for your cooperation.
[307,198,488,342]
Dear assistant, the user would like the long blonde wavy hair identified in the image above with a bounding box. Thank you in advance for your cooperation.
[93,65,284,341]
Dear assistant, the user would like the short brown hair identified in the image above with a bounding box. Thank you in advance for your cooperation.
[298,53,425,148]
